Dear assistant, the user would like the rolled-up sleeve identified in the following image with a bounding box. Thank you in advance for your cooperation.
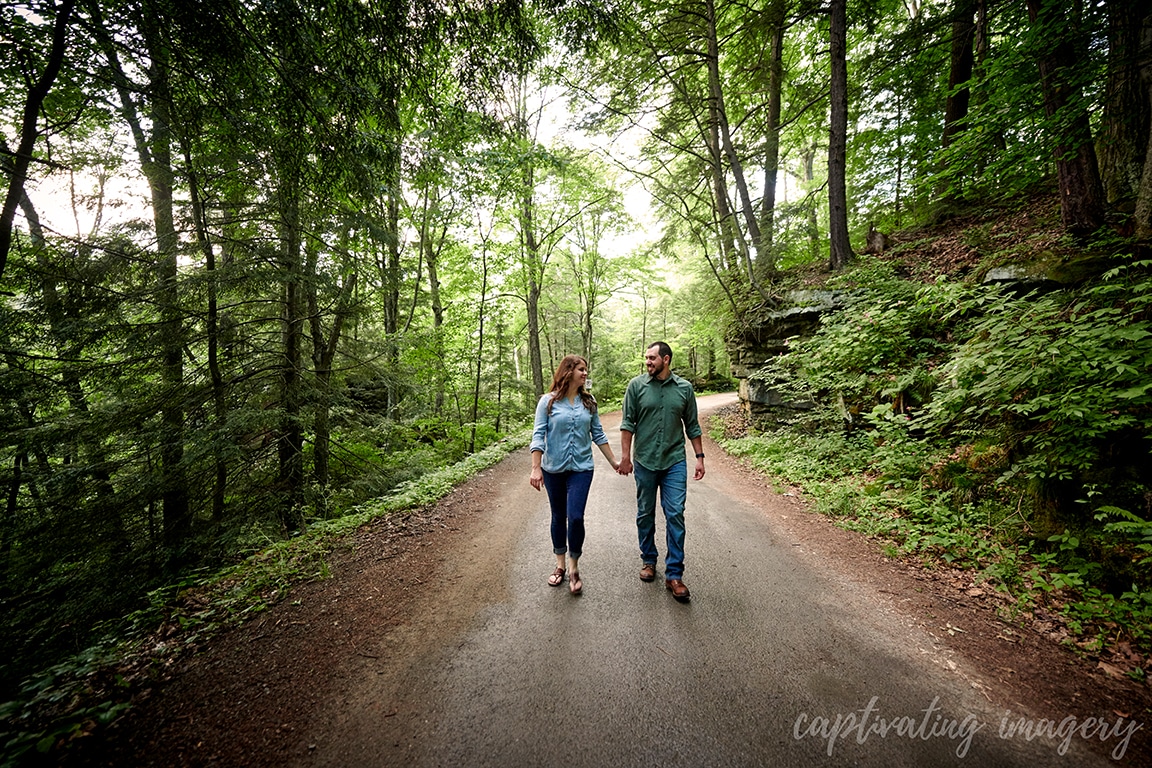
[682,388,702,440]
[620,379,638,433]
[590,410,608,446]
[529,395,549,453]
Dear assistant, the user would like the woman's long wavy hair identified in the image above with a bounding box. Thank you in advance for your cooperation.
[547,354,597,415]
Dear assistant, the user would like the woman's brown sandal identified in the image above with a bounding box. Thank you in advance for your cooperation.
[569,571,582,595]
[548,567,565,586]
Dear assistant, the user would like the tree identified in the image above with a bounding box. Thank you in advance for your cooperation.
[1135,12,1152,242]
[89,0,191,554]
[1099,0,1149,206]
[828,0,853,270]
[941,0,976,165]
[1025,0,1106,236]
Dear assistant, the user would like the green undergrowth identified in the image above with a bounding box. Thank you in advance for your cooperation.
[0,430,529,767]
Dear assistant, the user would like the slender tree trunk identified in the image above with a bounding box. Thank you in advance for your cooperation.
[150,44,188,555]
[183,146,228,523]
[278,180,305,531]
[704,0,770,284]
[706,102,742,277]
[274,58,306,530]
[495,319,505,433]
[471,245,489,453]
[3,190,122,550]
[520,159,546,396]
[940,0,977,201]
[828,0,854,270]
[309,265,356,491]
[382,81,403,413]
[91,0,187,554]
[426,231,446,412]
[804,146,820,262]
[0,0,74,284]
[307,239,357,491]
[420,183,451,413]
[942,0,976,152]
[895,89,905,225]
[758,0,786,282]
[92,0,185,550]
[1026,0,1107,236]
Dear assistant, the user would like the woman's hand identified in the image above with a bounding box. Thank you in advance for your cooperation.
[529,466,543,491]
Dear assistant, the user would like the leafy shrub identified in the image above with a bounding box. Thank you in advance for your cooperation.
[788,261,977,421]
[925,262,1152,522]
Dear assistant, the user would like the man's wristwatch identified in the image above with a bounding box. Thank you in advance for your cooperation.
[695,453,705,458]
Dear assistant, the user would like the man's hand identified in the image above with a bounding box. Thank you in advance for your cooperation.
[694,457,705,481]
[617,456,633,476]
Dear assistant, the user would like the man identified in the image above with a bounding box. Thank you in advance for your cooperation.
[617,341,705,602]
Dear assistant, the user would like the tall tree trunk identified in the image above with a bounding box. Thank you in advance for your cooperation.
[704,0,771,285]
[942,0,976,152]
[758,0,786,283]
[308,261,356,491]
[1026,0,1107,236]
[97,0,190,557]
[1133,13,1152,241]
[146,19,188,556]
[828,0,854,270]
[274,31,306,531]
[1099,0,1149,205]
[183,145,228,523]
[494,319,505,433]
[0,0,74,284]
[419,183,451,413]
[278,180,304,531]
[520,157,546,397]
[471,244,489,453]
[382,81,403,413]
[707,103,741,276]
[426,231,446,412]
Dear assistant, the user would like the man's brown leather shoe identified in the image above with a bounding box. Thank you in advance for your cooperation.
[665,578,690,601]
[639,563,656,582]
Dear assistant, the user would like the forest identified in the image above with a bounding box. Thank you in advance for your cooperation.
[1,0,1151,749]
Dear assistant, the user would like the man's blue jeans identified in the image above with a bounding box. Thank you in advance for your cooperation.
[541,469,594,558]
[633,459,687,579]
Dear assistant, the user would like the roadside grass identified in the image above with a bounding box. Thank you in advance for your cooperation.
[0,430,530,767]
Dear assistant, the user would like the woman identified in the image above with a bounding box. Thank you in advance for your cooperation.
[529,354,619,595]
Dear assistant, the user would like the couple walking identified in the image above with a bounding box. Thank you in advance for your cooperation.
[528,341,705,601]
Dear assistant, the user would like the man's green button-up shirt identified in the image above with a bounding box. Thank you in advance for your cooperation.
[620,371,702,471]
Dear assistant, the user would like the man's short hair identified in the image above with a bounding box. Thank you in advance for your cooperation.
[647,341,673,361]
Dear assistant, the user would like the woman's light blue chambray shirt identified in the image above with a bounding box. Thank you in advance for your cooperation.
[530,394,608,473]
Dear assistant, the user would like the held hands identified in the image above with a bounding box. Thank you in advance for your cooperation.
[617,456,633,476]
[529,466,543,491]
